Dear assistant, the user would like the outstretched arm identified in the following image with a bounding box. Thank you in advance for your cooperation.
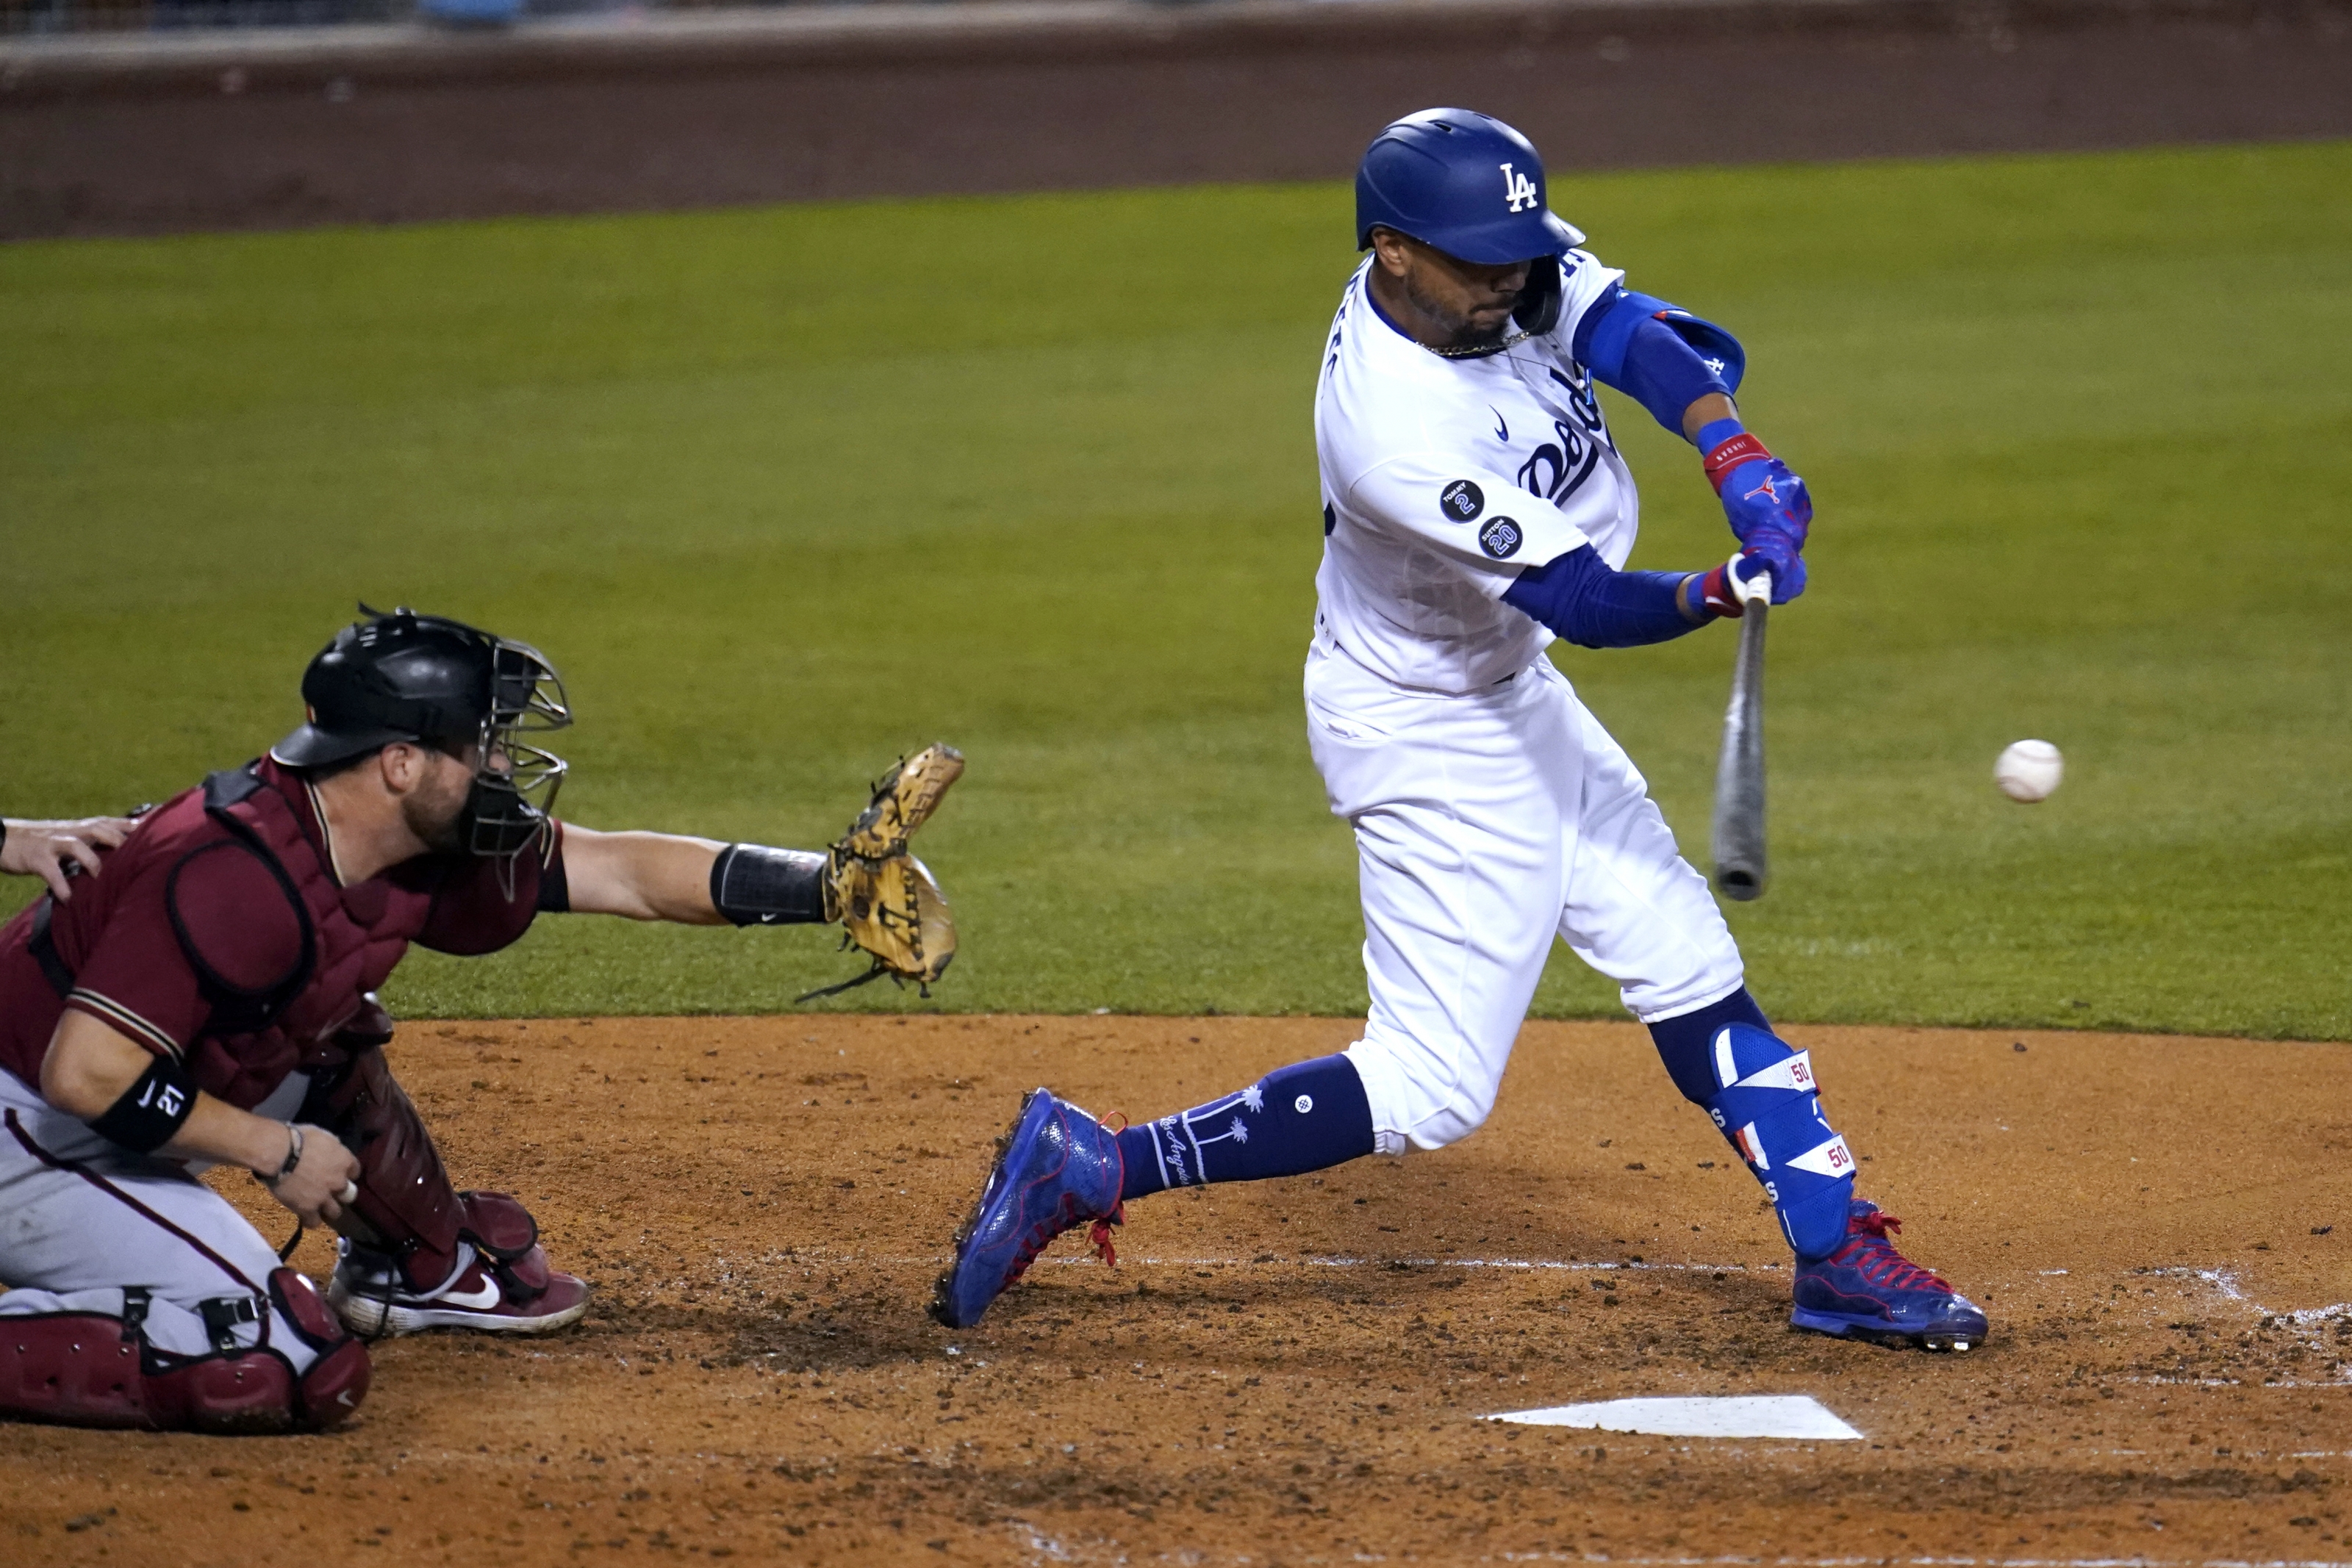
[557,826,730,924]
[548,745,960,994]
[556,824,828,928]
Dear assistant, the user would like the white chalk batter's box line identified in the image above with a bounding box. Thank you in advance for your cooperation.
[1006,1518,2352,1568]
[1028,1547,2352,1568]
[2162,1267,2352,1326]
[813,1254,1774,1273]
[1477,1558,2352,1567]
[772,1252,2352,1306]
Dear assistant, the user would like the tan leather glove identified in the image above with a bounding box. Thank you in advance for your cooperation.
[800,744,962,1000]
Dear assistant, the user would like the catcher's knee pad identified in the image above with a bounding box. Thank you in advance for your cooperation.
[0,1312,149,1428]
[270,1268,371,1430]
[0,1274,368,1435]
[145,1270,369,1434]
[1704,1024,1856,1261]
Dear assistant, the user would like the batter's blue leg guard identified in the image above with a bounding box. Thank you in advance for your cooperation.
[1650,993,1855,1261]
[1647,988,1770,1105]
[1704,1023,1856,1260]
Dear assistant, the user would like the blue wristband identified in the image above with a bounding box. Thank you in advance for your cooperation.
[1697,417,1746,454]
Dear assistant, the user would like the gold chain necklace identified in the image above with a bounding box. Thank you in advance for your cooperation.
[1425,328,1537,359]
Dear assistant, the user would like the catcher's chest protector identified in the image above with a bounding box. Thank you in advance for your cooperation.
[3,765,451,1111]
[175,768,448,1106]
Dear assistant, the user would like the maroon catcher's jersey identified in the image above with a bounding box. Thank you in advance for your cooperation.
[0,757,562,1110]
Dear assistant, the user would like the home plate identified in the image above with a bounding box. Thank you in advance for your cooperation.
[1483,1395,1862,1440]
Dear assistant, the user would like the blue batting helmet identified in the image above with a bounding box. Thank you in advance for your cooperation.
[1355,108,1585,264]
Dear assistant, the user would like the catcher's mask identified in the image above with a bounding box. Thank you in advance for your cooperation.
[273,605,571,891]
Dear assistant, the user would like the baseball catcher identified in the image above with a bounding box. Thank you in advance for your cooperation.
[0,607,959,1434]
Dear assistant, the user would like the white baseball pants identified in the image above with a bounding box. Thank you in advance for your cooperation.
[1305,635,1744,1154]
[0,1069,326,1373]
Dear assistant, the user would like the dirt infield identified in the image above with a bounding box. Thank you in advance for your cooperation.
[2,1013,2345,1564]
[4,0,2351,238]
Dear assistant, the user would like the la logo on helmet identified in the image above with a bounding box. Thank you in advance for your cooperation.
[1500,162,1540,213]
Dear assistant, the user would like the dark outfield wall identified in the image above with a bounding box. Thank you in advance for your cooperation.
[1,0,2347,238]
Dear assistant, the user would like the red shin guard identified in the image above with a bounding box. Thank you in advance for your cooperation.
[456,1190,555,1306]
[143,1348,301,1435]
[305,1014,467,1291]
[305,1004,554,1300]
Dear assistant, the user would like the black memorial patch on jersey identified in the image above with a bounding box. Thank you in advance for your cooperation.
[1479,517,1524,560]
[1439,480,1484,523]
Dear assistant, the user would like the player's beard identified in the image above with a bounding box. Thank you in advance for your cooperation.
[401,769,471,855]
[1402,267,1518,353]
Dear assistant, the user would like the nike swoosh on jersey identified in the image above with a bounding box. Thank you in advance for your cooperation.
[1491,409,1509,441]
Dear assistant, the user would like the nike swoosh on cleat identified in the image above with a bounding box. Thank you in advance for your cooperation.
[433,1278,504,1311]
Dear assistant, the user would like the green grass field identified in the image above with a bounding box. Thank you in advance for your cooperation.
[4,142,2346,1037]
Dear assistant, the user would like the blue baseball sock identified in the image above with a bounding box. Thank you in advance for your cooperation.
[1647,987,1774,1105]
[1116,1055,1375,1201]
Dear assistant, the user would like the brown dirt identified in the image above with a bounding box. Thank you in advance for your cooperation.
[4,1012,2349,1564]
[4,0,2351,239]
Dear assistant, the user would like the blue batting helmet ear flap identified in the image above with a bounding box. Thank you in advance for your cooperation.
[1355,107,1586,264]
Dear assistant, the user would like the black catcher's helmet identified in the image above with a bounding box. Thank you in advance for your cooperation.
[272,606,572,877]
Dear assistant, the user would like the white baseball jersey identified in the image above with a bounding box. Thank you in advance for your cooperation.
[1313,249,1639,694]
[1302,248,1746,1151]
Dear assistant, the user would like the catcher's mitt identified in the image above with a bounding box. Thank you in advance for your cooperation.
[798,744,963,1001]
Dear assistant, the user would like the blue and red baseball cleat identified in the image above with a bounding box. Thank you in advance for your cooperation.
[1791,1199,1988,1352]
[930,1089,1123,1329]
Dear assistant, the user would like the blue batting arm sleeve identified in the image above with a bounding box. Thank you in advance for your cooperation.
[1572,288,1747,437]
[1500,544,1707,650]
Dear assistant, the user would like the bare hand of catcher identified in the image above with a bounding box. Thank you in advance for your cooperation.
[262,1122,362,1229]
[0,816,137,902]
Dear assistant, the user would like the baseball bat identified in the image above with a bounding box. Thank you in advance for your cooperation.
[1710,577,1770,902]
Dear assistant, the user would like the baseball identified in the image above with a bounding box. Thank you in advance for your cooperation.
[1993,739,2064,802]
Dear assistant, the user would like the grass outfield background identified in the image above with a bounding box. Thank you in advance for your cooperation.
[3,143,2345,1038]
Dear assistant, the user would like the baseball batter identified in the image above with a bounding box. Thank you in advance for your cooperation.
[936,109,1985,1351]
[0,608,959,1434]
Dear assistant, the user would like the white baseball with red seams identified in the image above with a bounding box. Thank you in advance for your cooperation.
[1994,739,2064,802]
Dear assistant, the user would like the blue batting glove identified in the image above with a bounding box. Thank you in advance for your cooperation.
[1700,427,1814,551]
[1738,529,1807,604]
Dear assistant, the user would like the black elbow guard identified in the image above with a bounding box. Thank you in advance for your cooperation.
[87,1054,197,1153]
[709,844,828,927]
